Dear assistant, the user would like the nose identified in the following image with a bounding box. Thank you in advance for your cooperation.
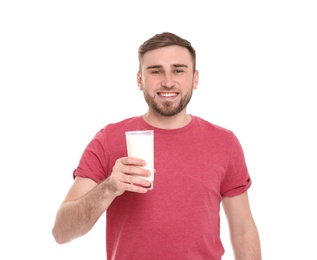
[161,73,175,89]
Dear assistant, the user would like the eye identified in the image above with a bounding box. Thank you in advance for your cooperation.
[175,69,184,74]
[151,70,161,74]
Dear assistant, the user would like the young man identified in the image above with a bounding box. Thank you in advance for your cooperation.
[52,32,262,259]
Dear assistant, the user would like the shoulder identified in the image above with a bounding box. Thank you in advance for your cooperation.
[191,116,242,149]
[99,116,142,133]
[87,117,139,142]
[193,116,234,135]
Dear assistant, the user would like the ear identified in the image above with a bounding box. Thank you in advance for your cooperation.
[137,72,143,90]
[193,70,199,90]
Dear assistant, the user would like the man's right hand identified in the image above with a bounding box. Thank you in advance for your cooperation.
[107,156,152,196]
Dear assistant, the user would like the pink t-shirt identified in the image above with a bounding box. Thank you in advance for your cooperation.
[74,116,251,259]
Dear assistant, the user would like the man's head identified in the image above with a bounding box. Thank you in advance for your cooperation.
[138,32,196,73]
[137,32,199,118]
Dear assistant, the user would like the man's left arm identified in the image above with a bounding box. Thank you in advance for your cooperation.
[222,191,262,260]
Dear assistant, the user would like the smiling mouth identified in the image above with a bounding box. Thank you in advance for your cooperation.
[158,92,178,97]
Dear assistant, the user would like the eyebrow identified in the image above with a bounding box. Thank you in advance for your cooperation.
[146,64,189,70]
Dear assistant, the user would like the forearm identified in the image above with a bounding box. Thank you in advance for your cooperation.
[52,179,116,244]
[231,225,262,260]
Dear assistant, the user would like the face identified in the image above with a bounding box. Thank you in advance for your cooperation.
[137,45,199,117]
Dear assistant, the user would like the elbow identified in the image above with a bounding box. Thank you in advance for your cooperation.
[52,227,69,245]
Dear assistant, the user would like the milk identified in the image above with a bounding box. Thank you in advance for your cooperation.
[125,130,154,189]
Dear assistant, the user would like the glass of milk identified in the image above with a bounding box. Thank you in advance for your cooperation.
[125,130,154,190]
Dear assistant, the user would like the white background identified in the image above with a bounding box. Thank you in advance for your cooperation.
[1,1,316,259]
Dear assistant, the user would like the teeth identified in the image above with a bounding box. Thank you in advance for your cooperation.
[160,93,176,97]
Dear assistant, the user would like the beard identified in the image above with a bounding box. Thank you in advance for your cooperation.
[143,88,193,117]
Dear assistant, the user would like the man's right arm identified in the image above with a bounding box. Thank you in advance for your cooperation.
[52,176,116,244]
[52,157,151,244]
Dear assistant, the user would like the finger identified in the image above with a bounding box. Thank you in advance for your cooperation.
[125,182,149,193]
[114,158,150,177]
[121,156,146,167]
[122,165,151,177]
[111,169,151,188]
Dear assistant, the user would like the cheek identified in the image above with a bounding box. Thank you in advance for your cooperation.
[140,77,156,90]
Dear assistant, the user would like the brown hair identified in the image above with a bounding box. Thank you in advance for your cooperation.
[138,32,196,72]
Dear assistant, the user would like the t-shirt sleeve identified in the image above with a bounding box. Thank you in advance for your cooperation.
[220,132,251,197]
[73,129,108,184]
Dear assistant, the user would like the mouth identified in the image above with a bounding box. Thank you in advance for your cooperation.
[157,92,179,99]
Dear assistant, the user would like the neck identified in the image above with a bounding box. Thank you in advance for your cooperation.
[142,110,191,129]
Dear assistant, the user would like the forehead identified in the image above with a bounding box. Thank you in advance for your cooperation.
[141,45,193,69]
